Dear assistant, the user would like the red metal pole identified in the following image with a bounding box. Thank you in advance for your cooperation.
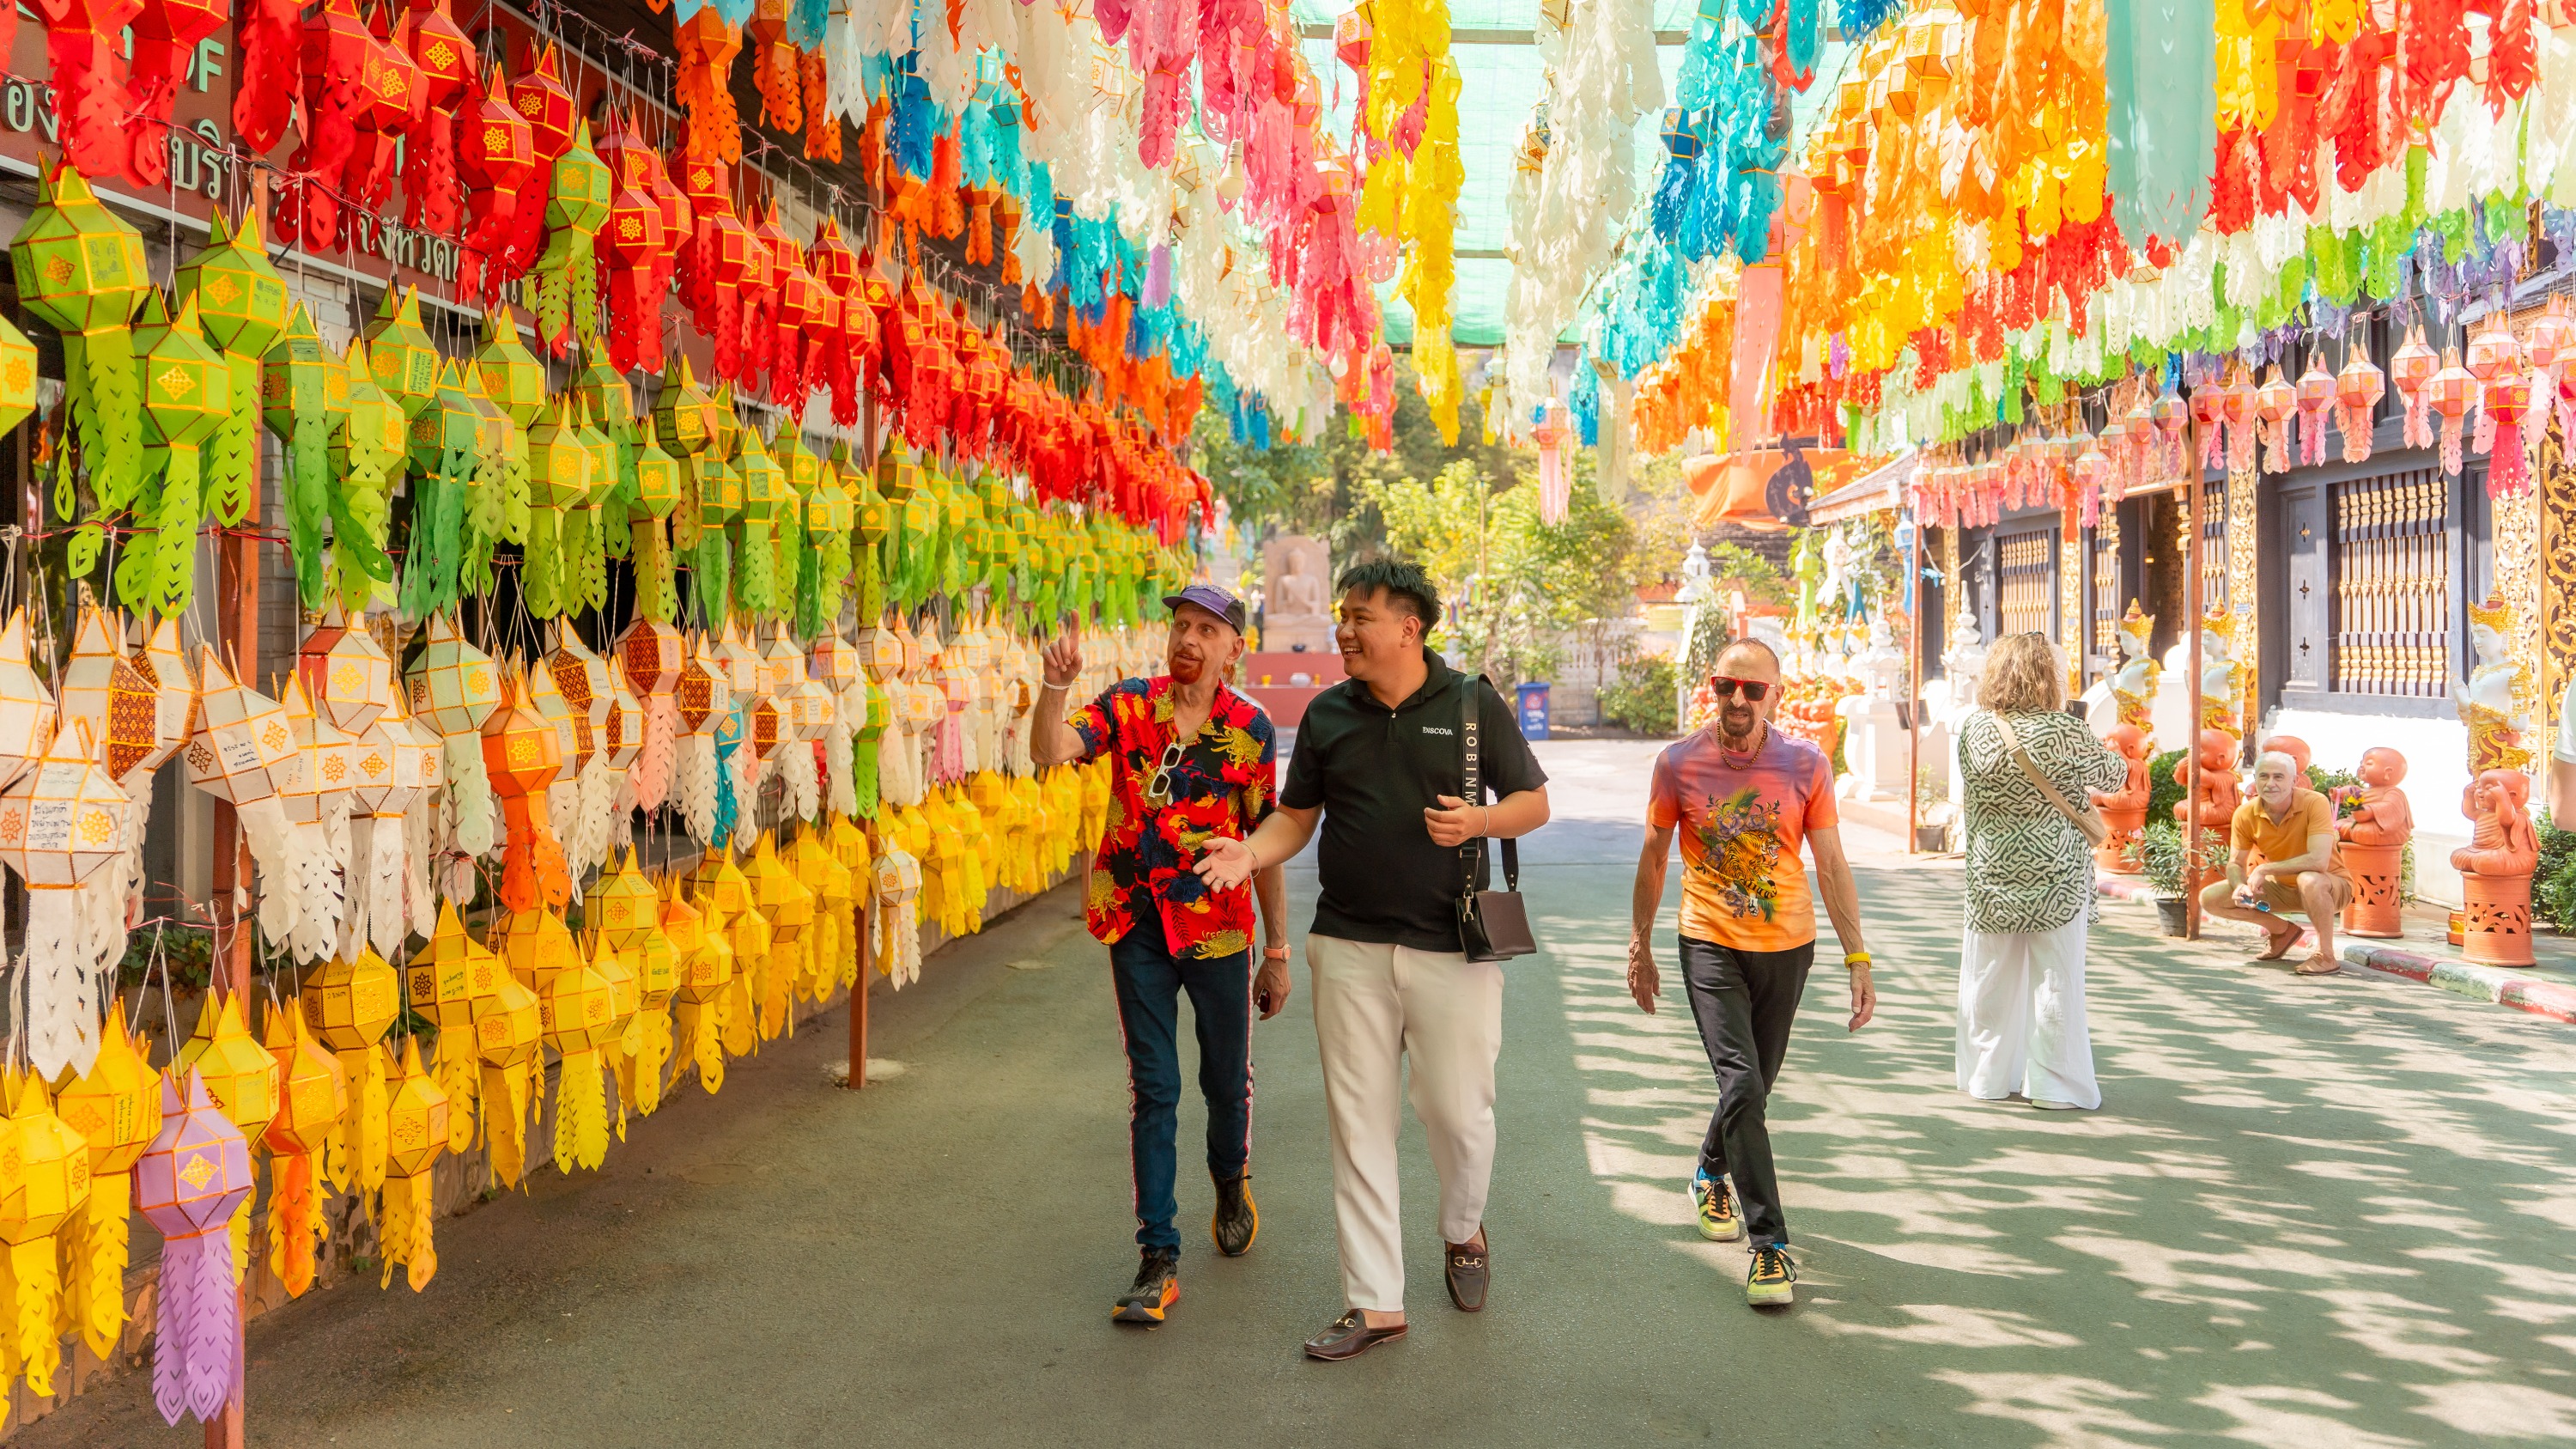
[1906,518,1923,853]
[2184,422,2205,942]
[209,526,256,1449]
[847,906,870,1091]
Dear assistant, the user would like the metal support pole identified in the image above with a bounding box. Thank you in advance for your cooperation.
[209,526,256,1449]
[1906,519,1923,853]
[847,904,871,1090]
[2184,422,2206,942]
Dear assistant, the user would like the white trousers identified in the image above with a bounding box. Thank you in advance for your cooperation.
[1307,933,1505,1312]
[1956,916,2101,1110]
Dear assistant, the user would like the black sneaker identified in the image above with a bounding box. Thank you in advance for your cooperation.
[1212,1172,1258,1257]
[1746,1244,1796,1307]
[1113,1248,1180,1325]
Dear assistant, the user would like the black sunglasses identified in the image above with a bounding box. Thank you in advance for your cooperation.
[1709,676,1772,703]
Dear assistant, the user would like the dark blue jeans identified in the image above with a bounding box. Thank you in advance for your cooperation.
[1109,922,1255,1254]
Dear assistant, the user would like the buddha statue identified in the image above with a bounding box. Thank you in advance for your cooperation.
[2110,601,2159,746]
[2198,606,2243,739]
[2456,589,2535,776]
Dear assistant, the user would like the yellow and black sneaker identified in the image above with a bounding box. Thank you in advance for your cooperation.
[1113,1248,1181,1325]
[1691,1170,1742,1243]
[1746,1245,1797,1308]
[1212,1172,1259,1257]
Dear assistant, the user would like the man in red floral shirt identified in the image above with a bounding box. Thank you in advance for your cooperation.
[1030,583,1289,1328]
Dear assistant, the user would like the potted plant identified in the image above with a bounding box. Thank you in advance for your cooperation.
[2137,819,2191,936]
[1912,765,1953,852]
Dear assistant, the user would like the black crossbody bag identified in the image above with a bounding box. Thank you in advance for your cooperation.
[1456,674,1537,962]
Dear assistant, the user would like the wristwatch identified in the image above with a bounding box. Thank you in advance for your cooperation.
[1262,947,1291,962]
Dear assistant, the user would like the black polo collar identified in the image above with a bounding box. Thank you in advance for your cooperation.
[1339,648,1456,714]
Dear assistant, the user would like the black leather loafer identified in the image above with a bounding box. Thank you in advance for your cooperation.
[1303,1309,1406,1361]
[1444,1232,1489,1312]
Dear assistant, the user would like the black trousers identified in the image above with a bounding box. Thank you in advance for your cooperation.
[1678,935,1815,1248]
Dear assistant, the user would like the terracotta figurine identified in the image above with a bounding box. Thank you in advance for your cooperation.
[2091,722,2153,874]
[2336,746,2411,938]
[2451,767,2539,967]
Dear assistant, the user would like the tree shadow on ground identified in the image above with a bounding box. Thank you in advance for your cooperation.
[1547,858,2576,1447]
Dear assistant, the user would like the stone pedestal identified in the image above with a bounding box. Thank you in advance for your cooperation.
[2459,870,2537,966]
[1835,694,1907,801]
[2340,842,2407,938]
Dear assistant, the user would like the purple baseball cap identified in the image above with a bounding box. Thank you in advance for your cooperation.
[1162,583,1248,634]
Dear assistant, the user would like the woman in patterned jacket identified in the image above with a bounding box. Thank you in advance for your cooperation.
[1954,631,2128,1111]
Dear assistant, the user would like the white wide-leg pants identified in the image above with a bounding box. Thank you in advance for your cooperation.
[1956,915,2101,1110]
[1307,933,1505,1312]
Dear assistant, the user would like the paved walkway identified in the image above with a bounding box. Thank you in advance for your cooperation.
[29,740,2576,1446]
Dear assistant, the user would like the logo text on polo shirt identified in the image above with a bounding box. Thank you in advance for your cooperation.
[1421,727,1455,736]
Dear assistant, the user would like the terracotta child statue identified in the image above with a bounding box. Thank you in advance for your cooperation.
[2174,727,2243,831]
[2092,722,2154,872]
[2452,769,2539,878]
[2337,747,2413,848]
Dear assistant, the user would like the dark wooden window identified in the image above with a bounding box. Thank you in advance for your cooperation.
[2330,465,2451,697]
[2200,476,2229,613]
[1997,527,2055,639]
[2090,525,2121,675]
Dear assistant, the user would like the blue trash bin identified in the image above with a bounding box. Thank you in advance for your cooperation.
[1515,681,1551,740]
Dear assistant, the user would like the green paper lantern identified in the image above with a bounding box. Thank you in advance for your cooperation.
[528,399,590,509]
[651,355,711,460]
[174,203,289,527]
[362,286,441,419]
[13,161,148,528]
[474,306,546,429]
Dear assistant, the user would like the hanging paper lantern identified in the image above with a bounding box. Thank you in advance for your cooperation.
[343,687,431,961]
[2294,354,2336,467]
[619,618,685,811]
[666,880,731,1092]
[2336,338,2386,464]
[542,945,621,1173]
[58,1008,160,1359]
[14,162,149,571]
[474,967,544,1187]
[2483,368,2535,498]
[258,1003,343,1298]
[134,1071,252,1427]
[0,719,131,1078]
[187,648,341,962]
[2427,348,2478,478]
[401,0,475,237]
[407,614,501,885]
[378,1036,448,1291]
[484,669,571,911]
[674,632,732,845]
[2466,317,2523,383]
[2253,367,2296,473]
[173,202,290,532]
[277,0,375,251]
[457,57,538,304]
[531,119,613,357]
[2391,327,2440,450]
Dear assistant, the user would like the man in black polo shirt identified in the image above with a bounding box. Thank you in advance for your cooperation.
[1197,557,1550,1362]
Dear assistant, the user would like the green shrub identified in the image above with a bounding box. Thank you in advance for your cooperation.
[2146,748,2185,825]
[2537,812,2576,930]
[1600,657,1680,735]
[2137,819,2189,898]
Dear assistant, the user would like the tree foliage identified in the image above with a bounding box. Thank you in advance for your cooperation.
[1358,459,1645,687]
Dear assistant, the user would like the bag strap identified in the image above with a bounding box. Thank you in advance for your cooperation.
[1990,710,2092,831]
[1460,673,1519,893]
